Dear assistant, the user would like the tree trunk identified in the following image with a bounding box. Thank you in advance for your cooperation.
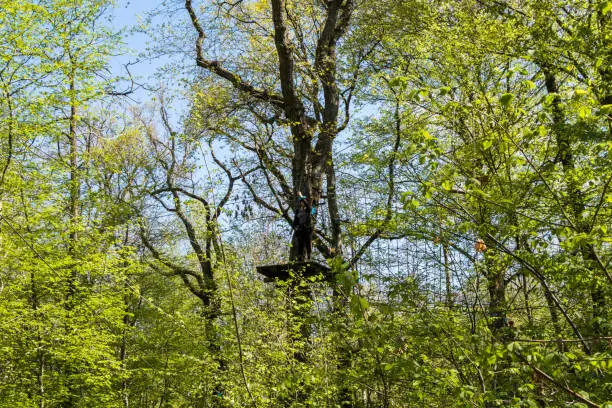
[444,243,453,309]
[542,67,608,339]
[64,52,80,408]
[67,54,79,303]
[543,288,564,352]
[487,267,507,333]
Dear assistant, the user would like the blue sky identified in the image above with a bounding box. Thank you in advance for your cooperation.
[109,1,165,101]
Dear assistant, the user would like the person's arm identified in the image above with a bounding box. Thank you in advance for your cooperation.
[298,192,312,211]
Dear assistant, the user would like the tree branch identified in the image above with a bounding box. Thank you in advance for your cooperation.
[348,96,401,269]
[185,0,285,108]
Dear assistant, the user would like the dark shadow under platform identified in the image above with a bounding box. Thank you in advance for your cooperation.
[256,261,331,282]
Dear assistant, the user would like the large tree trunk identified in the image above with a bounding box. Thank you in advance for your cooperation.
[185,1,355,403]
[542,67,608,340]
[269,0,351,261]
[64,52,80,408]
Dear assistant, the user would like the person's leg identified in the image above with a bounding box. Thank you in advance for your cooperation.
[296,230,306,261]
[305,229,312,260]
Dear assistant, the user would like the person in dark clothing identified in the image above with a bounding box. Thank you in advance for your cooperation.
[293,192,314,261]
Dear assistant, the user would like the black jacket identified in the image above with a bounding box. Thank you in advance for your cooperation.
[293,208,312,231]
[293,199,312,231]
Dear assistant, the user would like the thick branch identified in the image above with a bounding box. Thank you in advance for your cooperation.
[185,0,285,108]
[270,0,304,118]
[255,145,293,200]
[271,0,312,200]
[139,225,204,287]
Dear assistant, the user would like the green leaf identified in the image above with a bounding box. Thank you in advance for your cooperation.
[579,106,591,119]
[523,80,535,90]
[350,295,369,318]
[600,104,612,115]
[574,89,588,97]
[500,92,514,106]
[544,93,558,105]
[388,76,408,88]
[507,342,521,352]
[439,86,451,95]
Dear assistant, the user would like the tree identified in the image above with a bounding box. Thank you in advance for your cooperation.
[135,97,243,402]
[183,0,383,261]
[0,1,138,406]
[368,0,611,405]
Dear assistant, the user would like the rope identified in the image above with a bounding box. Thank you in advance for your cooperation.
[199,142,256,406]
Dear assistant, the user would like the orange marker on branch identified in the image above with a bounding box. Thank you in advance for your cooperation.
[474,238,487,253]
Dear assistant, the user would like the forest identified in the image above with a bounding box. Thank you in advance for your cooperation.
[0,0,610,407]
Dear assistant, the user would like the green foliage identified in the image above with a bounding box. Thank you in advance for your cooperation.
[1,0,610,406]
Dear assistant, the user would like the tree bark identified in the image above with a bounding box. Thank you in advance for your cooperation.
[185,0,355,263]
[542,67,608,339]
[444,243,453,309]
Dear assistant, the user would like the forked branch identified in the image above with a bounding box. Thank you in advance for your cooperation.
[185,0,285,108]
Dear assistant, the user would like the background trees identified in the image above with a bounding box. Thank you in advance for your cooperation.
[0,0,609,407]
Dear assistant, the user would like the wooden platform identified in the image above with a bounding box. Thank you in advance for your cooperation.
[256,261,331,282]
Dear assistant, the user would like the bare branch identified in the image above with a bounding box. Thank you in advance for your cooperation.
[208,140,236,216]
[105,61,137,96]
[348,97,401,269]
[237,164,290,224]
[185,0,285,108]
